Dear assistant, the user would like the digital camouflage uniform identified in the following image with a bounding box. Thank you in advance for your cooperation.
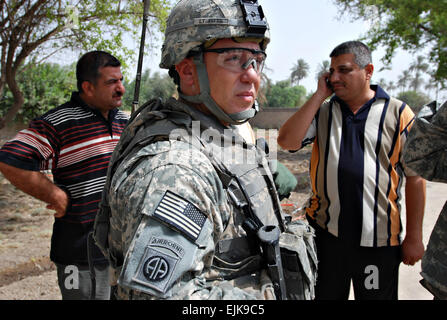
[93,0,317,300]
[403,100,447,299]
[94,98,317,300]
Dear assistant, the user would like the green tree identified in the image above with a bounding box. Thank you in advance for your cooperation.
[425,69,441,101]
[265,80,307,108]
[315,60,330,80]
[123,69,176,110]
[258,70,273,108]
[387,80,396,94]
[0,0,172,128]
[397,90,431,114]
[409,55,429,91]
[332,0,447,82]
[290,58,309,86]
[397,70,412,93]
[0,62,76,122]
[376,77,388,89]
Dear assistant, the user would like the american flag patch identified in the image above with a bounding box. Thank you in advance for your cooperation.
[153,191,207,242]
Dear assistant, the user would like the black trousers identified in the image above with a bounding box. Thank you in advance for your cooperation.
[314,227,401,300]
[56,263,110,300]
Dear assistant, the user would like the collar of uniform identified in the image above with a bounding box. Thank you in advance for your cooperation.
[170,97,228,132]
[168,98,248,147]
[70,91,118,122]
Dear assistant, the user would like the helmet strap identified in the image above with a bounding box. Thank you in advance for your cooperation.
[179,52,258,125]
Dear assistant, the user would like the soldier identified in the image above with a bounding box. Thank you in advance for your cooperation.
[403,100,447,300]
[94,0,317,300]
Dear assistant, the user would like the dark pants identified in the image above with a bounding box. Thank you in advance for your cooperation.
[56,263,110,300]
[314,227,401,300]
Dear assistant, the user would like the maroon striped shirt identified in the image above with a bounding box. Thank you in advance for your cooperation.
[0,92,129,264]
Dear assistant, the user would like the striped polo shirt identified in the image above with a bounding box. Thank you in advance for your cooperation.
[303,86,416,247]
[0,92,128,264]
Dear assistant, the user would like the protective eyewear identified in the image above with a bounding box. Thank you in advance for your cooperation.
[203,47,267,74]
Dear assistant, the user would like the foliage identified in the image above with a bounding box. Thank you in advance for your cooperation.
[315,60,330,81]
[397,70,412,93]
[0,62,76,122]
[409,55,429,91]
[123,69,176,110]
[397,90,431,114]
[332,0,447,83]
[264,79,307,108]
[0,0,173,127]
[290,59,309,86]
[1,0,171,72]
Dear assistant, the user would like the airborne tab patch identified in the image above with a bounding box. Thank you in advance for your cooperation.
[154,191,207,242]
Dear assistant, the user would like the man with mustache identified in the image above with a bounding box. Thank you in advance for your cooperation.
[0,50,128,299]
[94,0,317,300]
[278,41,426,300]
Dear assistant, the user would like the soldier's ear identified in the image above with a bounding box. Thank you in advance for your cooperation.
[176,58,196,86]
[175,58,200,94]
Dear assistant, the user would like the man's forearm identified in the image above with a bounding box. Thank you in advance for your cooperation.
[0,162,68,216]
[277,91,327,151]
[405,175,426,240]
[401,175,426,265]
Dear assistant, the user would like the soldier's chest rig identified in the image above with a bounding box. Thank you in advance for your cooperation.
[95,98,316,299]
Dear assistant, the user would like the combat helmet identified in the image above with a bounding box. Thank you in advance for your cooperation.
[160,0,270,124]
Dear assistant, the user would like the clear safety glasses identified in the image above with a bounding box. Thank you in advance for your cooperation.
[203,47,267,74]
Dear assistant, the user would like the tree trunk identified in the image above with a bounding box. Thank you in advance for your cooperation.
[0,68,24,130]
[0,77,4,100]
[0,96,24,130]
[0,37,6,126]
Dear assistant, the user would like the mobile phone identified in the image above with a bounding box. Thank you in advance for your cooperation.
[326,77,333,91]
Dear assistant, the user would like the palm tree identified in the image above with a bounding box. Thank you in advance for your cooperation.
[397,70,412,93]
[259,64,274,107]
[425,69,440,101]
[409,56,429,92]
[387,81,396,94]
[315,60,330,81]
[290,58,309,86]
[377,78,388,89]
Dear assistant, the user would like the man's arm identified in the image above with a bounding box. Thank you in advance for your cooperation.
[402,175,426,265]
[0,162,69,218]
[277,72,333,150]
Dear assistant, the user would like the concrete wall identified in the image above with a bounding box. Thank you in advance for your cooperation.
[249,107,298,129]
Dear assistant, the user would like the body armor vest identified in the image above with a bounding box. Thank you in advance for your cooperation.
[94,98,317,299]
[96,98,282,269]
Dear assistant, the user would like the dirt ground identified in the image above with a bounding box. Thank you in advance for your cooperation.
[0,126,312,300]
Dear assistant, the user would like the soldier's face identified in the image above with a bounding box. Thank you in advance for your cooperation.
[204,39,261,115]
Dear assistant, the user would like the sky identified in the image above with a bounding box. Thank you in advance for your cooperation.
[138,0,436,97]
[260,0,412,90]
[52,0,441,100]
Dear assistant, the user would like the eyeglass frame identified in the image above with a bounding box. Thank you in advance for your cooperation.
[201,47,267,74]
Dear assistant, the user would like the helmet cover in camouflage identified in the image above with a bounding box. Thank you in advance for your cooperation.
[160,0,270,69]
